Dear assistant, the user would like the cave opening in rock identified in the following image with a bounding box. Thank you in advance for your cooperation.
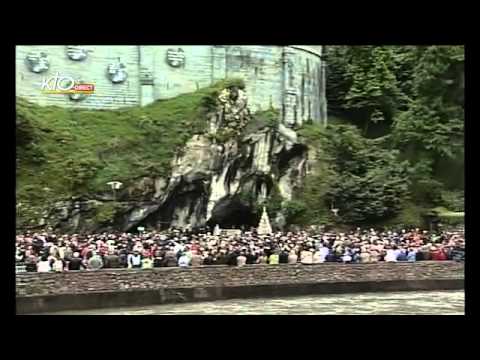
[207,196,258,229]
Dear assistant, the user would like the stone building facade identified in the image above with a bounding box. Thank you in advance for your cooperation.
[16,45,327,126]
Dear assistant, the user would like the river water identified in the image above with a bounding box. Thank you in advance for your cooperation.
[46,290,464,315]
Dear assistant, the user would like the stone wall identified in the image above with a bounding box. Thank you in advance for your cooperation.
[283,46,326,127]
[139,45,214,104]
[223,45,284,114]
[15,45,327,124]
[16,261,464,297]
[16,262,464,313]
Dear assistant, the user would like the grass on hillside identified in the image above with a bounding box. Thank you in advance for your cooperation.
[16,79,247,225]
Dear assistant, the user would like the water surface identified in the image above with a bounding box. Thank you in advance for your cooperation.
[45,290,464,315]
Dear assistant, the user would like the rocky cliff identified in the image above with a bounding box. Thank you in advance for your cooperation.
[16,81,313,233]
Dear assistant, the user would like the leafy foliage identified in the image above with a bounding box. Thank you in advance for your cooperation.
[94,202,122,224]
[392,46,464,159]
[320,45,464,226]
[313,124,410,223]
[325,46,412,134]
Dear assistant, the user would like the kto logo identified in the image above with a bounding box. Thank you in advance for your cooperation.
[41,72,95,94]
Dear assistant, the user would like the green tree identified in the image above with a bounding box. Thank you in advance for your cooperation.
[392,46,464,159]
[326,46,405,135]
[298,123,410,225]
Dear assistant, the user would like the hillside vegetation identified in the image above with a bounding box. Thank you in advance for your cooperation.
[16,79,245,228]
[290,45,464,227]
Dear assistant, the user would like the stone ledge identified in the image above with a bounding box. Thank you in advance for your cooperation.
[17,279,464,314]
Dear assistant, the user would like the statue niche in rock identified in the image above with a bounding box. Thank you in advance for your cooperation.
[217,85,251,138]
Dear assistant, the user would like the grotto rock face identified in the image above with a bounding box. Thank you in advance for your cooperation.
[40,88,310,233]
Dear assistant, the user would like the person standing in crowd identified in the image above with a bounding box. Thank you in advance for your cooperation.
[88,251,104,270]
[53,256,64,272]
[216,250,228,265]
[226,250,238,266]
[431,246,448,261]
[178,252,190,267]
[141,255,154,269]
[127,250,142,269]
[359,249,371,263]
[279,248,289,264]
[37,255,51,273]
[450,242,465,262]
[313,249,323,264]
[153,250,164,268]
[342,249,353,264]
[397,246,408,261]
[419,245,432,261]
[236,252,247,266]
[269,251,279,265]
[246,251,258,265]
[67,252,85,271]
[203,253,215,265]
[385,246,397,262]
[300,248,313,265]
[325,248,337,262]
[319,245,330,263]
[25,253,38,272]
[258,252,268,264]
[164,247,178,267]
[407,248,417,262]
[15,226,465,271]
[118,247,129,268]
[191,251,203,267]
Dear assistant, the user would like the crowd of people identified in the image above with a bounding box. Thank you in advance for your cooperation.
[15,226,465,273]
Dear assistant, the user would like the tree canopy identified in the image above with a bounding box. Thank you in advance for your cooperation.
[295,45,464,227]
